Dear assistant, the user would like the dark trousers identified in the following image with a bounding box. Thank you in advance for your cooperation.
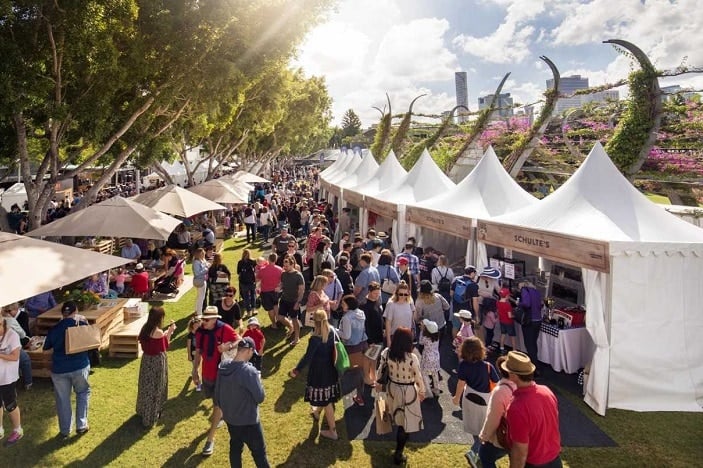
[245,223,256,243]
[478,442,508,468]
[526,456,563,468]
[522,321,541,366]
[227,422,270,468]
[240,282,257,312]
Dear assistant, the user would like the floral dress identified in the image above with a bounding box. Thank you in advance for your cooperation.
[419,335,440,374]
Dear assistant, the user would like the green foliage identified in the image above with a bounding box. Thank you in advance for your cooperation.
[341,109,362,137]
[604,69,658,173]
[370,112,392,161]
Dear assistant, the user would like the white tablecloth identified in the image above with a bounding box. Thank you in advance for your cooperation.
[537,324,594,374]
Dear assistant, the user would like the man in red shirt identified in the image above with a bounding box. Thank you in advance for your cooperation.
[193,306,239,457]
[130,263,150,297]
[502,351,562,468]
[257,253,283,328]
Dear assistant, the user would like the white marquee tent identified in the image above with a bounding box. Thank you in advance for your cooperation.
[343,150,407,237]
[319,151,348,179]
[1,182,27,211]
[327,152,377,198]
[365,150,455,252]
[320,153,360,195]
[406,146,538,267]
[477,143,703,414]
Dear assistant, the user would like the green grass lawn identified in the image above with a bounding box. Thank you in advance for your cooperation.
[4,235,703,467]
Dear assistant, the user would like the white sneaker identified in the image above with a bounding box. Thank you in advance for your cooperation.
[202,440,214,456]
[217,419,225,429]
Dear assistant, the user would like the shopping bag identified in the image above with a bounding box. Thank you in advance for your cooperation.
[303,306,317,328]
[332,329,350,374]
[65,320,102,354]
[375,395,392,435]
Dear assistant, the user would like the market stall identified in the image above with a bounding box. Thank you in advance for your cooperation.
[343,150,407,237]
[322,151,363,211]
[326,151,379,231]
[405,146,537,267]
[319,152,355,199]
[477,143,703,415]
[365,149,455,252]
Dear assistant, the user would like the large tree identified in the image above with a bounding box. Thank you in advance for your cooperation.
[341,109,362,137]
[0,0,333,228]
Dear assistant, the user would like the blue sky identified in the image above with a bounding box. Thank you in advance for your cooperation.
[294,0,703,126]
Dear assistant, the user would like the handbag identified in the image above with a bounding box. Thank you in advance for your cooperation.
[374,394,392,435]
[496,416,511,450]
[65,318,102,354]
[193,277,205,288]
[376,355,389,387]
[333,329,350,374]
[304,306,318,328]
[381,267,397,295]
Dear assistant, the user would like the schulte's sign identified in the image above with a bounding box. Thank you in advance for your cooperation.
[365,196,397,218]
[406,206,472,239]
[477,220,610,273]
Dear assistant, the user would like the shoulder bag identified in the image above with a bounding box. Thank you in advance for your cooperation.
[332,329,350,374]
[65,318,102,354]
[381,266,397,295]
[496,383,516,449]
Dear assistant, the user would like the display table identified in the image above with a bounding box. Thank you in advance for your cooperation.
[25,339,52,379]
[537,323,594,374]
[35,298,128,349]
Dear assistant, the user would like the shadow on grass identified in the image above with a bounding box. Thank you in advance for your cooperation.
[275,419,353,467]
[62,415,146,468]
[161,432,208,467]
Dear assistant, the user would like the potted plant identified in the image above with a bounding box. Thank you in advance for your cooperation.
[63,289,102,311]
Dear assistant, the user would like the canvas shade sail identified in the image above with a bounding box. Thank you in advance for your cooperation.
[229,171,270,183]
[187,179,249,204]
[27,196,182,241]
[131,184,226,218]
[0,232,129,307]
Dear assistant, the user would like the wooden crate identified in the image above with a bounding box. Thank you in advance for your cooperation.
[26,346,52,379]
[36,299,127,349]
[91,239,113,255]
[109,315,148,358]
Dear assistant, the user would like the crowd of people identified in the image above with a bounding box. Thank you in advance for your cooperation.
[0,166,562,467]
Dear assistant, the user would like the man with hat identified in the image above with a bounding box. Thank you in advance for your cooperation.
[130,263,150,297]
[502,351,562,468]
[215,337,270,468]
[43,301,92,439]
[193,306,240,457]
[450,266,479,338]
[395,243,420,285]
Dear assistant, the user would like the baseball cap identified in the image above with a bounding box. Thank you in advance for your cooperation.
[62,301,77,315]
[238,337,259,355]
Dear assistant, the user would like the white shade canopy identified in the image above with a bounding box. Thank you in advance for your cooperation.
[0,232,130,307]
[27,196,182,240]
[328,151,380,197]
[228,171,270,183]
[187,179,249,204]
[324,152,363,186]
[131,184,226,218]
[319,152,349,178]
[321,153,358,184]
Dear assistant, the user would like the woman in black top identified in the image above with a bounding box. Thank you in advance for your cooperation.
[362,282,384,384]
[334,256,354,296]
[207,253,231,305]
[217,286,241,329]
[236,249,257,315]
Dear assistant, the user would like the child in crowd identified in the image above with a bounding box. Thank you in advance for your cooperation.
[243,317,266,371]
[419,319,441,397]
[482,306,498,351]
[113,268,127,295]
[452,309,475,353]
[497,288,517,354]
[254,257,267,297]
[186,316,202,391]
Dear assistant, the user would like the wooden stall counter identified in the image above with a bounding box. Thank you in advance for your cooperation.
[35,298,128,349]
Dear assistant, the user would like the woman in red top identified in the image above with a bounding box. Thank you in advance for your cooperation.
[136,306,176,427]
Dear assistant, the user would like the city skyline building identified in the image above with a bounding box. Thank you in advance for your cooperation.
[478,92,514,120]
[547,74,589,115]
[455,71,469,123]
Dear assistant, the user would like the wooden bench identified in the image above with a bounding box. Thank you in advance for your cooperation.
[109,315,148,358]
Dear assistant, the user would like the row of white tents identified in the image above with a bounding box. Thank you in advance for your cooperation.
[319,144,703,416]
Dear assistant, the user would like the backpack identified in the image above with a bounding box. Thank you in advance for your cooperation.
[437,268,452,294]
[453,277,469,304]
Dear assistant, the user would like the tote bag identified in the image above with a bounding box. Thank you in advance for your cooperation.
[381,267,397,295]
[65,319,102,354]
[332,329,350,374]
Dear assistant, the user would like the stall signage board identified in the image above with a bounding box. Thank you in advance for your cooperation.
[365,196,397,219]
[328,184,341,197]
[477,220,610,273]
[345,190,364,208]
[406,206,473,239]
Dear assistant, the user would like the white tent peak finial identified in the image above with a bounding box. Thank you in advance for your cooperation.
[484,145,498,160]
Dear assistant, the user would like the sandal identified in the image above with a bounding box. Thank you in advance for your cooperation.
[289,340,299,347]
[320,429,338,440]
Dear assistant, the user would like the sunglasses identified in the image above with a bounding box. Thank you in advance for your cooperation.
[397,293,409,297]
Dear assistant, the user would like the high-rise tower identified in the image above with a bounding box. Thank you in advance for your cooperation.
[455,71,469,123]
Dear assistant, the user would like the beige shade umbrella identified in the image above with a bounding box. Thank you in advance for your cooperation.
[131,184,226,218]
[230,171,270,183]
[27,196,182,240]
[188,179,249,204]
[0,232,129,307]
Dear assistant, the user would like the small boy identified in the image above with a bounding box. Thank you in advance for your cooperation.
[186,316,202,391]
[497,288,517,354]
[243,317,266,371]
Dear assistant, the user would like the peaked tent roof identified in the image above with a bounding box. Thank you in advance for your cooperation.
[488,143,703,252]
[319,151,347,177]
[366,149,454,209]
[325,151,364,186]
[334,151,380,189]
[406,146,537,238]
[344,150,407,202]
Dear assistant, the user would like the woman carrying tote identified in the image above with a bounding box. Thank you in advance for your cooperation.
[338,295,371,407]
[306,275,331,320]
[136,306,176,427]
[289,310,340,441]
[377,250,400,306]
[377,327,426,465]
[207,253,231,306]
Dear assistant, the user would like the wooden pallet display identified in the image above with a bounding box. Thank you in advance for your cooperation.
[109,315,148,358]
[91,239,114,255]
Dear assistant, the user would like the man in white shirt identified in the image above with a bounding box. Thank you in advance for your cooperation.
[120,239,142,263]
